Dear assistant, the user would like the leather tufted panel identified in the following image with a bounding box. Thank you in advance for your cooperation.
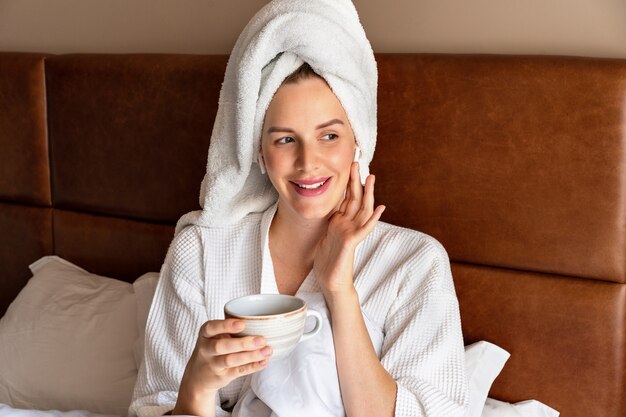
[374,54,626,283]
[46,54,226,223]
[53,209,174,282]
[0,203,52,316]
[0,53,51,206]
[454,262,626,417]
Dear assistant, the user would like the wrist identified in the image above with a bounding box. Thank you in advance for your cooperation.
[172,386,217,417]
[324,286,359,313]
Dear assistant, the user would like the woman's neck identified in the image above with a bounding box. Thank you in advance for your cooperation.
[269,203,328,268]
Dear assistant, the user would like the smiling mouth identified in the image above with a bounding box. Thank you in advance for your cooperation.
[290,177,331,190]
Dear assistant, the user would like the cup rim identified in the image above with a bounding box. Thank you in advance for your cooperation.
[224,293,306,319]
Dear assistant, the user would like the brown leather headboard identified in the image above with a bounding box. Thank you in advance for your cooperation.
[1,51,625,417]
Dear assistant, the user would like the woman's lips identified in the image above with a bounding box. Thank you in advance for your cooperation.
[290,177,332,196]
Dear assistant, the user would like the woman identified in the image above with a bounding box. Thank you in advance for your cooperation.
[130,1,468,416]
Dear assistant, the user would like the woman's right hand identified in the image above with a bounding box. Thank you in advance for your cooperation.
[171,318,272,416]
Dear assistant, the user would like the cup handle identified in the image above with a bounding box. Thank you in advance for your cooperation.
[300,309,323,342]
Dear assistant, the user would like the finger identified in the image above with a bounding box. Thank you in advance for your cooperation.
[226,358,270,378]
[206,336,267,355]
[338,184,350,214]
[346,162,363,218]
[207,335,267,356]
[357,175,375,225]
[199,319,245,339]
[337,170,352,214]
[213,345,273,371]
[356,205,386,240]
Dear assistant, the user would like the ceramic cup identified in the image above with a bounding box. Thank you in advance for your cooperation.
[224,294,323,361]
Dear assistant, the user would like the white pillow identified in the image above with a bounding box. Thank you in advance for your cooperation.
[132,272,159,368]
[0,256,138,416]
[482,398,560,417]
[481,398,524,417]
[509,399,560,417]
[464,341,511,417]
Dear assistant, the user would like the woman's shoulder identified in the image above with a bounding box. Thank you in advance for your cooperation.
[175,211,263,240]
[167,212,264,260]
[362,221,454,295]
[369,220,450,263]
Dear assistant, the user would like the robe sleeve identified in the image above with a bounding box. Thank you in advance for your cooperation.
[128,228,233,417]
[380,239,469,417]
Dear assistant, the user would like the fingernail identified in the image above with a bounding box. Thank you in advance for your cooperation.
[233,321,244,330]
[261,346,273,356]
[254,337,265,346]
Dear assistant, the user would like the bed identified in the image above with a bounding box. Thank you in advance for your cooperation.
[0,51,625,417]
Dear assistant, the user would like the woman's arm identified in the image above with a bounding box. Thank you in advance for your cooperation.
[379,241,469,417]
[314,162,392,416]
[314,162,467,416]
[326,288,397,417]
[130,228,256,417]
[328,239,469,417]
[129,254,212,416]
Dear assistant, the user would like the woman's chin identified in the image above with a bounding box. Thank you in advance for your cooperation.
[289,200,338,221]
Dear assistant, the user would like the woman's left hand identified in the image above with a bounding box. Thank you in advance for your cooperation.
[314,162,385,297]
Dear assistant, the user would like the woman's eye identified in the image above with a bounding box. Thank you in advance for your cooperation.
[322,133,338,141]
[277,137,295,144]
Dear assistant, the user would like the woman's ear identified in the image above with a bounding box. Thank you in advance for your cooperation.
[257,151,266,174]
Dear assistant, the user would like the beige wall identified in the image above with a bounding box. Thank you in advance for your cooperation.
[0,0,625,58]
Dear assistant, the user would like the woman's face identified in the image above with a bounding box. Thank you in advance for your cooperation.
[261,76,357,221]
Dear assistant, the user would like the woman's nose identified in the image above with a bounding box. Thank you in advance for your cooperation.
[295,143,319,172]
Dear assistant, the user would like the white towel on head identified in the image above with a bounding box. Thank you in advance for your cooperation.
[175,0,378,236]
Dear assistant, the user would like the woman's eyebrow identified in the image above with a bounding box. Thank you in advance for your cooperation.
[266,118,344,134]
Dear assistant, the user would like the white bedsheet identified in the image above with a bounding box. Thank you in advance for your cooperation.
[0,403,120,417]
[482,398,560,417]
[0,404,203,417]
[0,399,559,417]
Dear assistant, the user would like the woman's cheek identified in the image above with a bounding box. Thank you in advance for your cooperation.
[263,151,284,177]
[336,152,354,181]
